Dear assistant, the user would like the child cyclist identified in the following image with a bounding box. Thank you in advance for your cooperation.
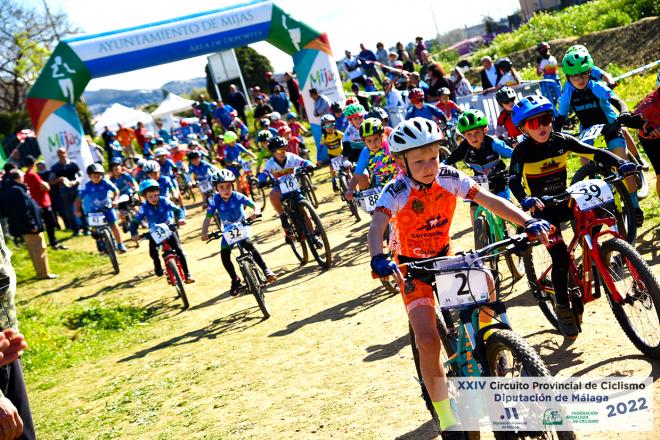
[320,114,344,192]
[257,136,314,241]
[76,163,128,253]
[509,95,637,338]
[405,88,448,125]
[187,150,220,206]
[444,109,513,222]
[495,86,523,141]
[143,160,182,208]
[344,117,399,201]
[368,117,551,438]
[130,179,194,283]
[435,88,462,121]
[555,47,644,225]
[200,169,277,296]
[342,103,368,164]
[255,130,273,174]
[222,131,256,177]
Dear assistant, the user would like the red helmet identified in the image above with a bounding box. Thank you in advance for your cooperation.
[277,125,291,135]
[345,97,358,106]
[409,88,425,102]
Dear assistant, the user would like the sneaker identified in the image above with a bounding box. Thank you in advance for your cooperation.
[38,273,59,280]
[440,429,466,440]
[52,243,68,250]
[638,157,650,171]
[230,278,242,296]
[264,269,277,284]
[154,266,164,277]
[184,274,195,284]
[556,303,579,339]
[116,243,127,253]
[634,208,644,227]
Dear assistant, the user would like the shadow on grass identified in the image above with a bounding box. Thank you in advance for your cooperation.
[395,419,438,440]
[363,334,409,363]
[269,286,391,337]
[567,353,660,379]
[117,306,264,363]
[78,271,153,301]
[21,269,111,302]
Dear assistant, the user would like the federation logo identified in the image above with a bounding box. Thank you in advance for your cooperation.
[542,409,563,426]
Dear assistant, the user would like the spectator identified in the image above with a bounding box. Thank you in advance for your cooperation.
[310,88,331,118]
[100,128,116,164]
[358,43,382,85]
[264,71,282,94]
[387,51,398,69]
[155,120,171,143]
[269,84,290,115]
[213,100,236,131]
[350,83,371,112]
[197,95,215,127]
[2,170,57,280]
[49,148,86,236]
[283,72,302,116]
[227,84,248,123]
[375,42,388,67]
[343,50,366,87]
[6,150,20,169]
[480,56,500,90]
[426,62,451,103]
[382,78,406,128]
[395,42,409,61]
[116,124,137,158]
[252,95,273,130]
[493,57,521,89]
[400,51,414,75]
[86,136,105,164]
[0,228,35,439]
[448,67,473,97]
[134,121,147,153]
[23,156,66,251]
[408,72,429,96]
[419,50,432,81]
[414,37,427,63]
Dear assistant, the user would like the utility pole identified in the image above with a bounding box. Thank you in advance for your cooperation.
[430,2,440,38]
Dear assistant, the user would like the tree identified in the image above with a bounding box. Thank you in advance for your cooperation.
[0,0,79,113]
[206,46,274,101]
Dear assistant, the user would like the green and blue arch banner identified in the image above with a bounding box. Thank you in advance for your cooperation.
[27,0,344,169]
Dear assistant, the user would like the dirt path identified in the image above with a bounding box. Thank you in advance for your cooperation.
[24,168,659,439]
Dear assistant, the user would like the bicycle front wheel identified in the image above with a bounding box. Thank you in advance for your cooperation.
[599,238,660,358]
[167,259,189,309]
[338,174,360,222]
[102,229,120,275]
[298,199,332,269]
[285,205,308,265]
[300,174,319,208]
[241,261,270,319]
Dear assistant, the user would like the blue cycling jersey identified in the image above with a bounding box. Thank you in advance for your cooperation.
[110,173,136,196]
[206,192,254,225]
[157,175,176,197]
[158,158,176,179]
[405,104,447,122]
[335,115,348,132]
[558,80,618,128]
[79,179,119,213]
[224,143,249,164]
[189,160,219,180]
[130,197,185,235]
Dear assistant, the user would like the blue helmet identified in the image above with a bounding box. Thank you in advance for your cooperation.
[139,179,160,194]
[511,95,554,127]
[110,157,123,166]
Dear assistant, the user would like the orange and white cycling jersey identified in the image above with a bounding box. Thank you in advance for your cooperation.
[376,165,479,259]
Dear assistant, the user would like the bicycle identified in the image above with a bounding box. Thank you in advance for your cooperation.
[276,169,332,269]
[197,176,223,231]
[523,172,660,358]
[86,209,120,275]
[206,216,270,319]
[332,156,361,222]
[176,165,196,202]
[440,121,461,154]
[570,123,644,242]
[391,234,574,438]
[117,192,139,234]
[239,160,267,211]
[471,172,524,282]
[138,223,190,309]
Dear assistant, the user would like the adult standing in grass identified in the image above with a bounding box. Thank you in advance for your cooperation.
[49,148,86,236]
[0,227,35,439]
[227,85,248,125]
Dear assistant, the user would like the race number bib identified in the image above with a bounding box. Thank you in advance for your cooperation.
[198,179,213,193]
[222,223,247,245]
[435,269,491,310]
[149,223,172,244]
[579,124,605,143]
[567,179,614,211]
[331,156,344,172]
[278,175,300,194]
[357,188,381,213]
[241,161,252,172]
[87,212,106,227]
[472,175,490,191]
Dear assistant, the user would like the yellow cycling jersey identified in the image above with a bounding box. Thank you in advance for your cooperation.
[322,130,344,157]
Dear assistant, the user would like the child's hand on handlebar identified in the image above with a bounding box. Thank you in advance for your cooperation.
[524,218,552,246]
[178,219,186,226]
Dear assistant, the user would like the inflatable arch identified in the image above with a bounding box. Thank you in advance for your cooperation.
[27,0,344,172]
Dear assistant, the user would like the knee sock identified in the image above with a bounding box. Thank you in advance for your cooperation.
[432,398,458,431]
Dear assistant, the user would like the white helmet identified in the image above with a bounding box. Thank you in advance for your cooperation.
[211,169,236,184]
[143,160,161,173]
[388,117,443,154]
[270,111,281,121]
[154,147,169,157]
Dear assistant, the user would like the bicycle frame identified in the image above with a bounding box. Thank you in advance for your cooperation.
[160,240,185,285]
[474,205,509,244]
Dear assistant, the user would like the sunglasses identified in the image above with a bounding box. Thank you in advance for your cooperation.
[524,113,553,130]
[273,148,286,154]
[323,124,334,129]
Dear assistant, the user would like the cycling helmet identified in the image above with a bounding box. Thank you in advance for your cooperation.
[512,95,554,127]
[495,57,513,72]
[409,88,425,101]
[537,42,550,53]
[388,117,442,154]
[567,44,588,54]
[223,131,238,143]
[154,147,169,157]
[345,97,358,106]
[143,160,161,174]
[562,49,593,76]
[87,163,105,175]
[260,117,270,128]
[330,101,343,113]
[496,86,517,104]
[438,87,451,96]
[136,158,147,168]
[360,118,384,138]
[211,169,235,184]
[110,157,123,166]
[268,136,289,152]
[145,132,154,139]
[286,112,297,120]
[277,125,291,135]
[257,130,273,142]
[139,178,160,195]
[270,111,281,121]
[344,103,366,119]
[367,107,388,121]
[320,114,336,125]
[187,150,201,160]
[656,70,660,87]
[457,109,488,133]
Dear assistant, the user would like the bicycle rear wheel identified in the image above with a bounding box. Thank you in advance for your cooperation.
[338,173,360,222]
[167,259,189,309]
[241,261,270,319]
[523,245,559,331]
[248,177,267,211]
[599,238,660,358]
[299,199,332,269]
[300,174,319,208]
[102,229,120,275]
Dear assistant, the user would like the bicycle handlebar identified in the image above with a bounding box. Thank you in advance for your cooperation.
[138,223,178,241]
[539,169,641,206]
[205,215,262,243]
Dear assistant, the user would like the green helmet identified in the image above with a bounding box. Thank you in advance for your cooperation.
[566,44,588,54]
[344,103,366,119]
[562,49,593,75]
[457,109,488,134]
[360,118,384,138]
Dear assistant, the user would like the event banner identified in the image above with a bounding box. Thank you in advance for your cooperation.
[446,376,653,432]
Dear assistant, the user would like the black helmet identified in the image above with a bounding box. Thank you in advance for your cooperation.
[259,117,270,128]
[187,150,201,160]
[330,101,343,113]
[257,130,273,142]
[496,86,517,104]
[268,136,289,152]
[367,107,388,121]
[87,163,105,175]
[495,57,512,72]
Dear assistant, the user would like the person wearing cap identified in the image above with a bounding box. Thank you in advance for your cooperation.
[480,56,500,90]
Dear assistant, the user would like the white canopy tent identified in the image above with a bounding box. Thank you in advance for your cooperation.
[93,103,156,135]
[151,93,196,131]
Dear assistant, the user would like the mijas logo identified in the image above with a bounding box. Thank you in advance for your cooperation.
[47,130,80,152]
[309,67,336,89]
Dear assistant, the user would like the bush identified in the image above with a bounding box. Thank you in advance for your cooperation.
[65,302,149,331]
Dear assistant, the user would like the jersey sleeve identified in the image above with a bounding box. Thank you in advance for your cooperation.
[508,148,528,203]
[557,84,573,117]
[353,147,371,175]
[205,196,217,218]
[443,141,468,166]
[167,198,185,220]
[431,105,448,122]
[491,138,513,158]
[105,179,119,195]
[130,203,147,235]
[375,177,406,218]
[237,192,255,209]
[436,166,479,200]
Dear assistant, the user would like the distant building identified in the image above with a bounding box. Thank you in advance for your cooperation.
[519,0,592,21]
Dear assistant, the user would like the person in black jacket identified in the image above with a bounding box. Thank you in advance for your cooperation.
[1,170,57,280]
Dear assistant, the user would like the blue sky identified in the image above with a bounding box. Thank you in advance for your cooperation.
[31,0,520,90]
